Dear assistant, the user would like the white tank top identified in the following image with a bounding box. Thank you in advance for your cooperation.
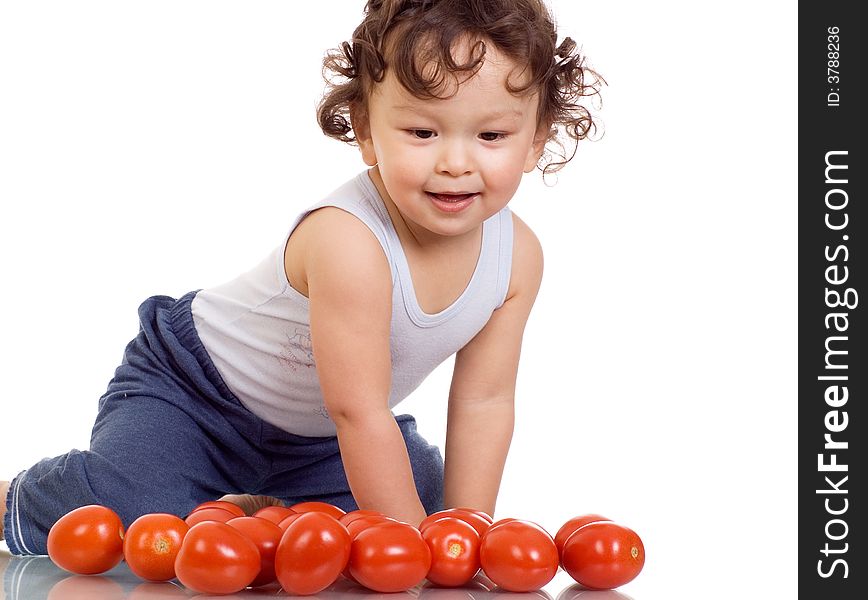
[191,170,514,436]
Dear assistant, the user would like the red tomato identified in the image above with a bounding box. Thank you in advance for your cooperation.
[554,514,611,557]
[338,515,396,583]
[174,521,261,594]
[274,511,352,595]
[184,506,236,527]
[189,500,246,518]
[287,500,347,519]
[479,519,558,592]
[46,505,125,575]
[453,508,494,524]
[420,509,490,539]
[122,513,189,582]
[252,505,297,525]
[561,521,645,590]
[421,517,481,587]
[338,509,385,526]
[277,513,303,531]
[226,516,283,587]
[346,514,398,539]
[348,521,432,592]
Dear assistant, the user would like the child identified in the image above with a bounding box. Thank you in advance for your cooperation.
[2,0,601,554]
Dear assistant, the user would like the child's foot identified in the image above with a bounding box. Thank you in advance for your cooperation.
[0,481,9,540]
[218,493,284,516]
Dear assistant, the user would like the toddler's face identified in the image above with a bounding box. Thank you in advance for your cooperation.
[357,43,545,240]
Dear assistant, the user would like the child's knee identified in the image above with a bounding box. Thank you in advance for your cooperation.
[414,449,444,515]
[394,415,445,514]
[6,449,187,555]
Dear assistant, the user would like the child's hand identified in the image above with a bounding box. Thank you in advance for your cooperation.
[218,493,285,516]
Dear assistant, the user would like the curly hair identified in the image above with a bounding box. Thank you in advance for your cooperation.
[317,0,604,175]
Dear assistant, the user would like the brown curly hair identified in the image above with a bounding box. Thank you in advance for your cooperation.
[317,0,604,175]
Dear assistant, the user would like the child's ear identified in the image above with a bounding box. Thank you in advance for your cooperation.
[523,125,549,173]
[350,104,378,166]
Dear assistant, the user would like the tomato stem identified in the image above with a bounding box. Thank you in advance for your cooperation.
[154,538,171,554]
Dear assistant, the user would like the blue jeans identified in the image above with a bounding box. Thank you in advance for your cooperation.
[3,292,444,555]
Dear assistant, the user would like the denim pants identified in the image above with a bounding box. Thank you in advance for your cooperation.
[3,292,444,555]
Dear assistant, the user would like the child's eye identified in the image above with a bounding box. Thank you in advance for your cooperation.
[410,129,435,139]
[479,131,506,142]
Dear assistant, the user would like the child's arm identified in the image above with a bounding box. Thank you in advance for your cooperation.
[296,207,428,527]
[443,214,544,517]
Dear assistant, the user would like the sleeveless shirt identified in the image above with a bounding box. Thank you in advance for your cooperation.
[190,170,514,436]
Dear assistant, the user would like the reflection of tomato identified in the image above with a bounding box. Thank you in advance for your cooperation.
[47,505,125,575]
[252,505,296,524]
[421,517,481,587]
[554,514,611,557]
[126,582,190,599]
[288,500,347,519]
[420,575,493,598]
[46,574,126,600]
[174,521,261,594]
[479,520,558,592]
[226,516,283,587]
[123,513,189,582]
[189,500,245,518]
[418,584,476,600]
[561,521,645,590]
[555,583,634,600]
[420,509,491,538]
[274,511,351,595]
[349,522,431,592]
[184,507,235,527]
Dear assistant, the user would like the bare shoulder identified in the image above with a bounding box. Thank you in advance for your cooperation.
[285,206,390,298]
[506,211,544,303]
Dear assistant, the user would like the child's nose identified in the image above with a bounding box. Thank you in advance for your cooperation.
[435,139,474,176]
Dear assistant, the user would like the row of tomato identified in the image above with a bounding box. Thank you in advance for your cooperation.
[45,500,645,595]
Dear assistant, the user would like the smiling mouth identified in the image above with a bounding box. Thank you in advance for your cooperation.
[425,191,477,214]
[426,192,477,203]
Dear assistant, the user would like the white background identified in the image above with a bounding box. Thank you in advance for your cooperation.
[0,1,796,598]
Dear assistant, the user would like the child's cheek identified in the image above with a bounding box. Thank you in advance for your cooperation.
[390,162,425,191]
[486,154,525,192]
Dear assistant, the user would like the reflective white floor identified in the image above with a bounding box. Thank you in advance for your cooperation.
[1,547,634,600]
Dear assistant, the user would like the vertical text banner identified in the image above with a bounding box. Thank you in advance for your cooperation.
[798,2,865,597]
